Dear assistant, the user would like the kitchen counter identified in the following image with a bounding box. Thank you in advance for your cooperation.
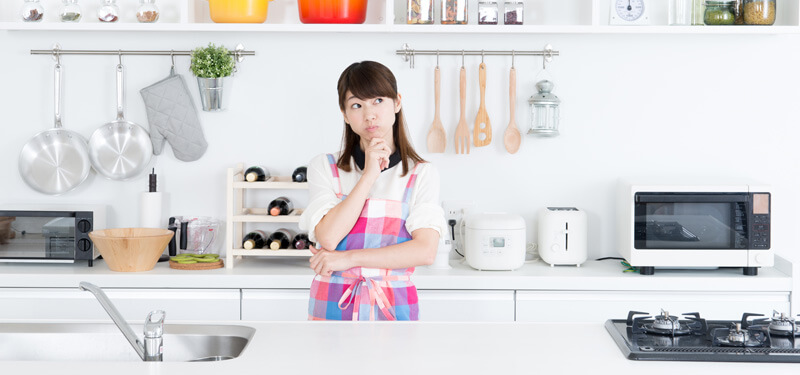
[0,255,792,292]
[1,320,798,375]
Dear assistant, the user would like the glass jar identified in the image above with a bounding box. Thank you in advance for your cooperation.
[136,0,159,23]
[478,1,498,25]
[743,0,775,25]
[692,0,705,25]
[704,1,735,25]
[670,0,692,25]
[407,0,433,24]
[21,0,44,22]
[441,0,467,25]
[504,1,523,25]
[61,0,82,22]
[527,80,561,137]
[732,0,744,24]
[97,0,119,22]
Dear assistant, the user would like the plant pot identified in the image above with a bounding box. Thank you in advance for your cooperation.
[196,76,231,112]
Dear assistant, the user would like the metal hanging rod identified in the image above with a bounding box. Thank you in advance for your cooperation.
[396,43,559,68]
[31,43,254,63]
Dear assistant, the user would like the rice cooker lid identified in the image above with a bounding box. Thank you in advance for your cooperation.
[465,213,525,230]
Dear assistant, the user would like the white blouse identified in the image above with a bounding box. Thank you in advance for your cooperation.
[298,152,447,245]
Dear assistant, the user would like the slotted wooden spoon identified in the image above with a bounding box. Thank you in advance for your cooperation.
[503,66,521,154]
[473,62,492,147]
[426,66,446,153]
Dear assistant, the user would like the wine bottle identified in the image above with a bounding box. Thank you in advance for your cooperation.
[268,196,294,216]
[293,233,310,249]
[244,165,270,182]
[242,230,268,250]
[268,228,294,250]
[292,166,308,183]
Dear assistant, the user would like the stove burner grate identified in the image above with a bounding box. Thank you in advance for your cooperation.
[641,346,800,354]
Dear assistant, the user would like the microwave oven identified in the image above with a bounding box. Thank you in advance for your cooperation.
[617,179,772,276]
[0,205,106,266]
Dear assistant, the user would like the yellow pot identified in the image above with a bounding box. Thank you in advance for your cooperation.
[207,0,272,23]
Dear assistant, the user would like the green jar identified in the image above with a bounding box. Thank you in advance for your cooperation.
[704,1,735,25]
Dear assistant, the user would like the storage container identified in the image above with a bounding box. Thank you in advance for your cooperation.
[207,0,271,23]
[407,0,433,24]
[298,0,368,24]
[743,0,775,25]
[704,1,735,25]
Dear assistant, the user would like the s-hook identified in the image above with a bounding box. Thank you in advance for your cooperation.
[436,50,439,68]
[461,50,465,67]
[170,49,175,70]
[512,50,515,69]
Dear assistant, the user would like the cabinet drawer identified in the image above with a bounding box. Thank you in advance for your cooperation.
[417,290,515,322]
[242,289,310,321]
[0,288,241,321]
[516,291,791,323]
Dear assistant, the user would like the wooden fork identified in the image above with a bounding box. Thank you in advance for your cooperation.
[454,66,470,154]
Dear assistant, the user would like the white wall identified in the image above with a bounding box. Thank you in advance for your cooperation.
[1,28,797,311]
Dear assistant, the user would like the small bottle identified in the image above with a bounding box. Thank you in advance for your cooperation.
[21,0,45,22]
[293,233,311,250]
[503,1,523,25]
[268,196,294,216]
[478,1,499,25]
[244,165,270,182]
[242,230,268,250]
[97,0,119,22]
[268,229,294,250]
[61,0,82,22]
[407,0,433,24]
[292,166,308,183]
[136,0,159,23]
[441,0,467,24]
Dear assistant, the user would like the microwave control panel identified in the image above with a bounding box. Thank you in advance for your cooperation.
[748,193,770,249]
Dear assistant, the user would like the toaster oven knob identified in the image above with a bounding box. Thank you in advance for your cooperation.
[77,219,92,233]
[77,239,92,252]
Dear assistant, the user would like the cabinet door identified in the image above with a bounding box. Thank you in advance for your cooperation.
[0,288,241,321]
[242,289,310,321]
[417,290,515,322]
[516,291,791,323]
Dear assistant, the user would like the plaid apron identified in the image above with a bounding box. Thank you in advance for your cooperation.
[308,154,420,321]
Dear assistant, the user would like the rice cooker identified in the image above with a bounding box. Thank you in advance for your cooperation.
[464,213,526,271]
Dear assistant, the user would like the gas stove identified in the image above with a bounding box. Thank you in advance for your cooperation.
[605,309,800,362]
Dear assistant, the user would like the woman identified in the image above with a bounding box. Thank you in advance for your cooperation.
[299,61,447,321]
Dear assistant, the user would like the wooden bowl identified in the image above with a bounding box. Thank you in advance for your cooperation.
[89,228,174,272]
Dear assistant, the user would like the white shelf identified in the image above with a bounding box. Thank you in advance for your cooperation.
[233,177,308,190]
[230,249,312,257]
[232,208,304,223]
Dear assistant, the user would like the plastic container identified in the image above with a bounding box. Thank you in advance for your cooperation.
[441,0,467,24]
[504,1,523,25]
[407,0,433,24]
[704,1,735,25]
[298,0,368,24]
[208,0,271,23]
[478,1,498,25]
[743,0,775,25]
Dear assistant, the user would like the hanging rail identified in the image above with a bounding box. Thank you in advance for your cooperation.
[31,44,254,62]
[396,43,558,68]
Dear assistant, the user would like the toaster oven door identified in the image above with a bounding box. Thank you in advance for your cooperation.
[0,214,76,261]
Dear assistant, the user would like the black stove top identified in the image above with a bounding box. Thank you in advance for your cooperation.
[605,310,800,363]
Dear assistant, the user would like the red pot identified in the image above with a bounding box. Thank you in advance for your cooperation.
[298,0,368,24]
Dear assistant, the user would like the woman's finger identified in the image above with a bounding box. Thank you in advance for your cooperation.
[309,245,319,255]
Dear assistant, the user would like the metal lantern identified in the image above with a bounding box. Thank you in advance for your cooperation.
[527,80,560,137]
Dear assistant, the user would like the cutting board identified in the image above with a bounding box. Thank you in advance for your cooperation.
[169,259,224,270]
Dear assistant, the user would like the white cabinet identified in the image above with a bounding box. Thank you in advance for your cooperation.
[0,288,241,321]
[515,291,791,323]
[242,289,310,321]
[417,290,515,322]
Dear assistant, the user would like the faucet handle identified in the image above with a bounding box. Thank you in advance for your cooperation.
[144,310,165,338]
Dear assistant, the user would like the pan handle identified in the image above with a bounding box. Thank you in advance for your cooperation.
[116,63,125,121]
[54,63,62,129]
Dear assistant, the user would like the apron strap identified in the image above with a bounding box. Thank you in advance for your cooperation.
[326,154,344,199]
[401,162,423,204]
[336,274,410,321]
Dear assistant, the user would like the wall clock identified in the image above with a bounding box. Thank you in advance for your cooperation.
[609,0,651,25]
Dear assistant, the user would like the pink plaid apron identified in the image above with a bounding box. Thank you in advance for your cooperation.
[308,154,421,321]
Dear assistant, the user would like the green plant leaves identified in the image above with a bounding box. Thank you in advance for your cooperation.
[190,43,234,78]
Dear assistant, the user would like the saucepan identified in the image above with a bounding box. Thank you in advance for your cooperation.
[19,62,91,195]
[88,62,152,180]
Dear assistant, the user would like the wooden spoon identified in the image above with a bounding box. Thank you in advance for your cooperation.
[473,62,492,147]
[426,66,446,153]
[503,66,521,154]
[454,66,470,154]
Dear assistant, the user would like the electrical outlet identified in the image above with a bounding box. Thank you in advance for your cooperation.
[442,200,474,238]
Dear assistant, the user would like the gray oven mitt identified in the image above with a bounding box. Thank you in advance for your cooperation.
[140,68,207,162]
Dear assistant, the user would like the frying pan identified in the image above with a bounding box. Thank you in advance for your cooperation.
[88,63,152,180]
[18,63,91,195]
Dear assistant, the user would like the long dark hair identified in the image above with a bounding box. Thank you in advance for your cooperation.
[336,61,424,176]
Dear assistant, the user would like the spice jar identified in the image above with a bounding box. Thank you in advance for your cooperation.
[504,1,523,25]
[478,1,498,25]
[441,0,467,25]
[97,0,119,22]
[21,0,45,22]
[704,1,735,25]
[61,0,82,22]
[743,0,775,25]
[407,0,433,24]
[136,0,159,23]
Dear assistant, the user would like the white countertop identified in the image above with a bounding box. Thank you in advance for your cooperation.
[0,255,792,292]
[1,320,798,375]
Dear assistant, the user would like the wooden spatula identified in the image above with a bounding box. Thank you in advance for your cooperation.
[473,62,491,147]
[454,66,470,154]
[503,66,521,154]
[426,66,446,153]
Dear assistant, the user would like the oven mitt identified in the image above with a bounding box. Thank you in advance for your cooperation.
[140,68,207,162]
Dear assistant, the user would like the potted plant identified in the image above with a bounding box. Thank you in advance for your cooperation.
[190,43,235,111]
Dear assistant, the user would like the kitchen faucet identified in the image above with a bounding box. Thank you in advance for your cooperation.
[78,281,165,362]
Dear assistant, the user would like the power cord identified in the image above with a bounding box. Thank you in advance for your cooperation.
[448,219,464,257]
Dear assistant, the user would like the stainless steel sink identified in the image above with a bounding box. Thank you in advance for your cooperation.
[0,323,255,362]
